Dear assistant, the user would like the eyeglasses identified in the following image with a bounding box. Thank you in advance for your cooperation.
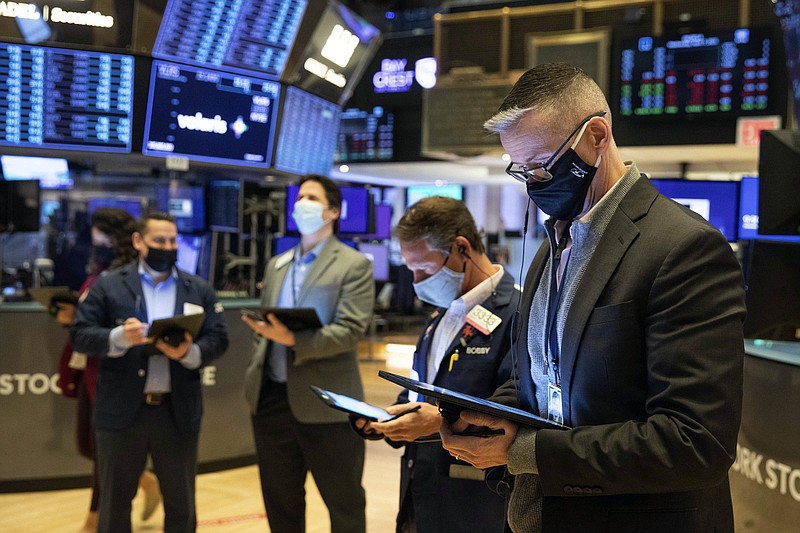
[505,111,607,184]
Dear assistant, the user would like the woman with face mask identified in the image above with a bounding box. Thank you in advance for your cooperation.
[54,207,160,532]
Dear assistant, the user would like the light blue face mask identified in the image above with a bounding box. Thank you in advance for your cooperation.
[412,257,465,308]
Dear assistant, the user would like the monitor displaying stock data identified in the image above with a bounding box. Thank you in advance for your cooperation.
[274,86,341,175]
[153,0,308,79]
[143,60,281,168]
[0,42,134,152]
[619,28,773,117]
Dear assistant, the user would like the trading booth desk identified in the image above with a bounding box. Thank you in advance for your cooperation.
[730,340,800,531]
[0,300,259,492]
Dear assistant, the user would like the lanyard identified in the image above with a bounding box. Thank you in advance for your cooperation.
[543,220,572,385]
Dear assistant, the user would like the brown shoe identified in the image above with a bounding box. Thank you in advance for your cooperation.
[139,470,161,521]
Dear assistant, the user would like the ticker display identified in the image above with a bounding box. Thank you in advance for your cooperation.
[153,0,307,79]
[143,60,280,168]
[0,42,133,152]
[620,28,772,117]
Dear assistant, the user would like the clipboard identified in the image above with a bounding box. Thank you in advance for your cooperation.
[378,370,570,431]
[148,313,205,343]
[28,287,78,314]
[256,307,322,331]
[309,385,398,422]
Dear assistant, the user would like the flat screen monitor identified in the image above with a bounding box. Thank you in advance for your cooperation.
[650,179,739,241]
[742,240,800,341]
[153,0,308,80]
[274,235,301,255]
[274,87,341,175]
[618,28,774,118]
[362,204,392,240]
[406,184,464,208]
[208,180,242,233]
[156,185,205,233]
[143,61,280,168]
[286,183,370,234]
[0,179,40,232]
[87,198,144,219]
[287,0,381,104]
[335,106,394,162]
[176,233,203,275]
[358,242,389,281]
[757,129,800,236]
[738,177,800,242]
[0,42,134,152]
[0,155,72,189]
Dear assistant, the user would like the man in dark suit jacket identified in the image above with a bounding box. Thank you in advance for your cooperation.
[242,174,374,533]
[440,63,746,532]
[353,196,521,533]
[73,213,228,533]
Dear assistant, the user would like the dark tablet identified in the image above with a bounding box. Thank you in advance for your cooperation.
[258,307,322,330]
[148,313,205,342]
[28,286,78,312]
[309,385,397,422]
[378,371,570,431]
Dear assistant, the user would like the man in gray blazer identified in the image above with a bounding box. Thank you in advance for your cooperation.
[242,174,374,533]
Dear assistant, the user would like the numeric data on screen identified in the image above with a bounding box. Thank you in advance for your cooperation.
[0,43,133,152]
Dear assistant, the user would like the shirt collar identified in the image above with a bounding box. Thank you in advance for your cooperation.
[138,259,178,286]
[295,237,329,265]
[447,265,504,316]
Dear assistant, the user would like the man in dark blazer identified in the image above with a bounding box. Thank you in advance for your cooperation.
[353,196,521,533]
[440,63,746,532]
[72,213,228,533]
[242,174,374,533]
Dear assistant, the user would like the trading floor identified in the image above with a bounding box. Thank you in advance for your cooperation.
[0,354,408,533]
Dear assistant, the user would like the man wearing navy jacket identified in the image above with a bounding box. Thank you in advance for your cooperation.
[354,196,521,533]
[73,212,228,533]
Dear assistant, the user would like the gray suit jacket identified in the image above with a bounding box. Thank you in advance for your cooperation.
[244,237,374,423]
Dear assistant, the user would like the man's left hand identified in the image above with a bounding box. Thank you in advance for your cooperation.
[440,410,519,469]
[155,331,193,360]
[242,313,296,347]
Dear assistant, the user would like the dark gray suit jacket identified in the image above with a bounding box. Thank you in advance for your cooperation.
[244,237,374,423]
[500,173,746,532]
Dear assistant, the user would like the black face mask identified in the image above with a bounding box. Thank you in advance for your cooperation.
[524,114,604,221]
[92,245,115,267]
[144,248,177,272]
[526,148,599,221]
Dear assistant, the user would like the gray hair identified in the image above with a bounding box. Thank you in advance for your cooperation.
[484,62,611,137]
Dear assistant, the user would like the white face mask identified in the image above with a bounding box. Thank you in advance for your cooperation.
[292,199,328,235]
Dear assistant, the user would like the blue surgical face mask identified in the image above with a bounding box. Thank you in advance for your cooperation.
[292,199,327,235]
[526,120,601,221]
[412,255,465,308]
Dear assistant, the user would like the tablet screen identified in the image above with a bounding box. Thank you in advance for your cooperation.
[311,386,394,422]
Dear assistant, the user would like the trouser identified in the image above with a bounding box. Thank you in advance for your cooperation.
[95,397,198,533]
[251,379,366,533]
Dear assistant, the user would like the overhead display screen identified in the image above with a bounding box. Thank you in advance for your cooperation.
[274,86,341,175]
[619,28,773,117]
[143,61,280,168]
[153,0,307,79]
[288,0,381,103]
[335,106,393,162]
[0,42,133,152]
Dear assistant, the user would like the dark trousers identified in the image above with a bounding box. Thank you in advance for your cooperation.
[95,398,198,533]
[251,379,366,533]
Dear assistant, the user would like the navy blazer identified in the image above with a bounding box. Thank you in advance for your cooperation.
[496,174,746,532]
[72,261,228,435]
[395,269,520,533]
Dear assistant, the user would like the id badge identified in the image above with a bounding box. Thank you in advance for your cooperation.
[547,383,564,425]
[465,304,502,335]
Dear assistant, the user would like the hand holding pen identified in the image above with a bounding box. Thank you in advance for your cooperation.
[369,402,442,443]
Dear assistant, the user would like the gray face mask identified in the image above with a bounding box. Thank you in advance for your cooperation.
[412,258,465,308]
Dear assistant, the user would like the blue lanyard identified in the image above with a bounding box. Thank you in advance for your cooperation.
[544,220,572,385]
